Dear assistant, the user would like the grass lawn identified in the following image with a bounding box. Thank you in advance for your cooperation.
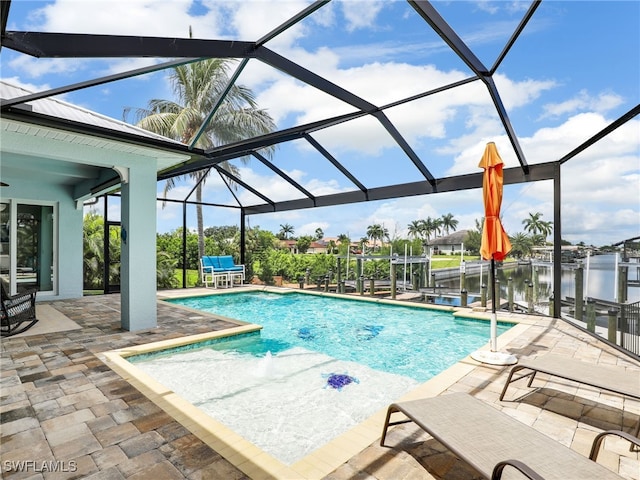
[430,255,481,269]
[173,269,200,287]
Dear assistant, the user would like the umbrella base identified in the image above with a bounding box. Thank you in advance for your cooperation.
[470,350,518,366]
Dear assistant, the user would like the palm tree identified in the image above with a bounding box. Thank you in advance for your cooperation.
[359,236,370,253]
[522,212,553,240]
[336,233,350,254]
[278,223,294,240]
[366,224,388,252]
[127,58,276,260]
[440,213,459,235]
[337,233,350,245]
[509,232,533,259]
[407,220,423,240]
[314,227,324,241]
[420,217,442,245]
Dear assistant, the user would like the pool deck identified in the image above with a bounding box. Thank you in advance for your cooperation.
[1,286,639,480]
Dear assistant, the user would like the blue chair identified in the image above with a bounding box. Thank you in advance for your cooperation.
[200,256,229,288]
[218,255,245,286]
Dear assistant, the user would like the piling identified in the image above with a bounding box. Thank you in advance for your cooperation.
[618,265,628,304]
[391,263,397,300]
[508,277,514,312]
[527,282,534,313]
[461,289,468,307]
[369,278,375,297]
[586,297,596,332]
[575,266,584,320]
[481,283,487,308]
[607,308,618,343]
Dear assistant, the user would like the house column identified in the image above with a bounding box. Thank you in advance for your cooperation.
[120,163,157,331]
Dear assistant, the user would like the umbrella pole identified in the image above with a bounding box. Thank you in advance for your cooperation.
[490,257,497,352]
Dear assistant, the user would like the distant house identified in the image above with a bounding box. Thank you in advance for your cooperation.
[429,230,469,255]
[280,240,326,254]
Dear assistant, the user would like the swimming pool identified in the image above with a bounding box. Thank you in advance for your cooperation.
[163,290,510,382]
[127,291,512,466]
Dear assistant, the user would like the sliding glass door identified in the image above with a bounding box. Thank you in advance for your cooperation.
[0,201,56,295]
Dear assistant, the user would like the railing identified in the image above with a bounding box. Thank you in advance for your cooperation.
[620,300,640,356]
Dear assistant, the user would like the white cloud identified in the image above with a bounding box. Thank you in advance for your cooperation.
[340,0,385,32]
[8,56,84,79]
[32,0,221,37]
[540,90,625,119]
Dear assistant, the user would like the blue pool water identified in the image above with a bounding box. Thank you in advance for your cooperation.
[166,291,510,382]
[134,291,513,464]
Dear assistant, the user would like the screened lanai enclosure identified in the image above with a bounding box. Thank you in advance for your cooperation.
[1,0,639,325]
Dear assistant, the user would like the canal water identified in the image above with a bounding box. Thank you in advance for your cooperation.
[436,254,640,307]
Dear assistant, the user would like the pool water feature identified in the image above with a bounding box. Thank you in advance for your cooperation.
[127,291,513,466]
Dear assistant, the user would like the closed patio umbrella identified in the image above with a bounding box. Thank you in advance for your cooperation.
[471,142,517,365]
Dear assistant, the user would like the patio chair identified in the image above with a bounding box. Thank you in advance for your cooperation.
[1,279,39,337]
[218,255,245,285]
[200,256,229,288]
[380,393,639,479]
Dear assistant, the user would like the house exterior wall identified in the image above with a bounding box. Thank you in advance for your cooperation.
[0,176,83,300]
[431,243,465,255]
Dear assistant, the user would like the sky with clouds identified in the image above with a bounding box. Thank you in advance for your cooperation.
[1,0,638,246]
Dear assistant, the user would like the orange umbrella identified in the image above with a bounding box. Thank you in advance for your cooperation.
[478,142,513,358]
[479,142,512,262]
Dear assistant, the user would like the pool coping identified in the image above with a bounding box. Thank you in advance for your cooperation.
[102,287,534,480]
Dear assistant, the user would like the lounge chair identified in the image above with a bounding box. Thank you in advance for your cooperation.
[380,392,639,480]
[1,280,39,336]
[499,354,640,439]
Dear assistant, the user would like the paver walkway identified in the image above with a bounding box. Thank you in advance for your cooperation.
[1,290,638,479]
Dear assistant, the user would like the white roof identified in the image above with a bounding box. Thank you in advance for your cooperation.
[0,80,184,145]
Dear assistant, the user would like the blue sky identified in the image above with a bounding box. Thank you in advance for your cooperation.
[2,0,639,246]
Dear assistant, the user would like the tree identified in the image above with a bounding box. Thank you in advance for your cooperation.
[440,213,459,235]
[419,217,442,245]
[296,236,313,254]
[522,212,553,238]
[509,232,533,259]
[407,220,423,240]
[314,227,324,241]
[359,236,369,253]
[127,58,276,260]
[465,218,484,256]
[279,223,295,240]
[366,224,388,252]
[83,211,105,290]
